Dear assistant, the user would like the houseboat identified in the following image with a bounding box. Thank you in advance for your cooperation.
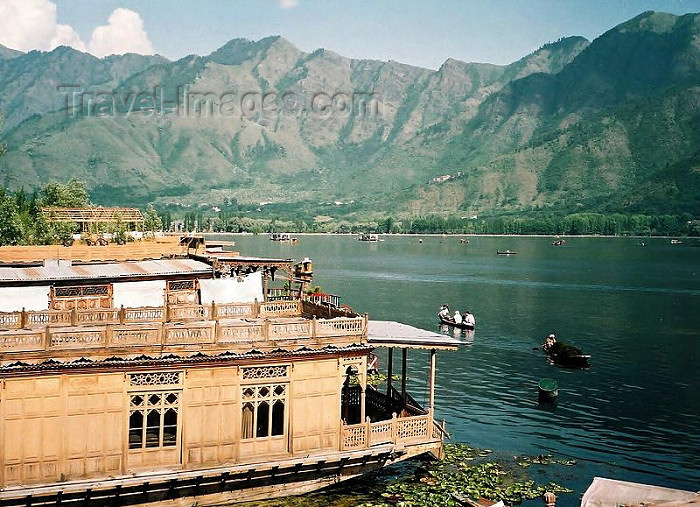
[269,232,292,241]
[358,233,379,242]
[0,240,458,505]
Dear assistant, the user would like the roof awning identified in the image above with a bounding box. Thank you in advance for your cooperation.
[581,477,699,507]
[367,321,462,351]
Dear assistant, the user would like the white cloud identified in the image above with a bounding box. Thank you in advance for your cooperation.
[279,0,299,9]
[88,8,154,57]
[0,1,153,58]
[50,24,87,52]
[0,0,69,51]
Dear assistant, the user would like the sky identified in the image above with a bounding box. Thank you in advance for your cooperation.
[1,0,700,68]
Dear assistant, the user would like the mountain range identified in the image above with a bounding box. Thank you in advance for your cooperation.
[0,10,698,218]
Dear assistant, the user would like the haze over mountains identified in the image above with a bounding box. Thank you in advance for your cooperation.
[0,11,698,218]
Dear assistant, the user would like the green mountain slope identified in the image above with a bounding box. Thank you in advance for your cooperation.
[426,11,700,216]
[0,11,698,218]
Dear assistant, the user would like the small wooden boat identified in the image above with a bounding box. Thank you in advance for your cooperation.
[551,239,566,246]
[538,378,559,402]
[497,250,517,255]
[438,314,475,330]
[545,342,591,368]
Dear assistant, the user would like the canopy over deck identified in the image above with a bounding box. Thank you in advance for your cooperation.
[367,321,461,350]
[581,477,699,507]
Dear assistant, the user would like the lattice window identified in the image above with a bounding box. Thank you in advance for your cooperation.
[129,391,180,449]
[241,384,286,439]
[128,371,182,387]
[168,280,195,291]
[241,365,288,380]
[54,285,110,298]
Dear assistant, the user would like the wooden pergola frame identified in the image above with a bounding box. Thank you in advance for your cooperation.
[41,207,144,232]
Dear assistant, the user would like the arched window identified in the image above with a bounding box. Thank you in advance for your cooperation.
[241,403,254,439]
[240,384,287,439]
[256,402,270,438]
[128,411,143,449]
[128,389,180,450]
[272,400,285,436]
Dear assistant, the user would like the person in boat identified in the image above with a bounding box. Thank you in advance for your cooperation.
[542,333,557,352]
[463,310,475,327]
[453,310,463,324]
[439,304,450,319]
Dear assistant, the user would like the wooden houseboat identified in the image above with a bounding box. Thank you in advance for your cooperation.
[358,234,379,242]
[0,242,458,505]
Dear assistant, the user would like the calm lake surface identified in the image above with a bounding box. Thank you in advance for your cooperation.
[215,234,700,504]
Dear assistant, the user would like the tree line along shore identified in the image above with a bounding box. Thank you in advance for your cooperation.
[0,180,696,245]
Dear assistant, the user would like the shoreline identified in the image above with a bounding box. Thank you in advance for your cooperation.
[199,232,688,239]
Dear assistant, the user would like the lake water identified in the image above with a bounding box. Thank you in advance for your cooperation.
[215,234,700,504]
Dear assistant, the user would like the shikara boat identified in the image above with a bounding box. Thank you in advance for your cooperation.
[545,342,591,368]
[497,250,517,255]
[438,314,475,330]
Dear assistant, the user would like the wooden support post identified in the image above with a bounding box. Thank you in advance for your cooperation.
[254,298,260,318]
[386,348,393,396]
[428,348,436,416]
[211,300,217,320]
[262,273,269,302]
[20,308,27,329]
[119,305,125,325]
[401,348,407,402]
[365,417,371,448]
[70,308,78,326]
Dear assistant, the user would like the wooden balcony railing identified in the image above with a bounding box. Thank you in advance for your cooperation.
[341,412,441,451]
[0,300,305,331]
[0,309,367,355]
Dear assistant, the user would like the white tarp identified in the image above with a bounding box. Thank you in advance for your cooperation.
[0,286,50,312]
[113,280,165,308]
[200,272,263,304]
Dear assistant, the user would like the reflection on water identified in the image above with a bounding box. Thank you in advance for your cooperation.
[439,324,475,345]
[214,234,700,501]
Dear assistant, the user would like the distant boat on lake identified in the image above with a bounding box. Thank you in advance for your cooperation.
[497,250,517,255]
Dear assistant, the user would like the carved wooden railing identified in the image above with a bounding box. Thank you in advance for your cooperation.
[342,413,438,451]
[0,312,22,330]
[169,304,211,321]
[214,302,256,320]
[124,306,165,323]
[0,300,312,333]
[259,300,302,317]
[0,314,367,354]
[316,317,365,337]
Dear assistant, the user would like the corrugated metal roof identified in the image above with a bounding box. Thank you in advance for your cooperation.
[367,321,462,350]
[0,258,212,283]
[581,477,698,507]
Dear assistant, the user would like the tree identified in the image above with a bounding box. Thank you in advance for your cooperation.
[143,204,163,237]
[40,179,90,208]
[0,194,23,246]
